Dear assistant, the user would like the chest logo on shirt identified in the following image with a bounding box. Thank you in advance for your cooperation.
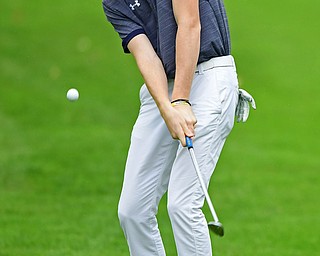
[129,0,141,10]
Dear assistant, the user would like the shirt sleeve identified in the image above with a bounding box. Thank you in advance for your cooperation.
[103,1,145,53]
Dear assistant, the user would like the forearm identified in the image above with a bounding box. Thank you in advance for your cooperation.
[128,34,171,111]
[128,33,196,145]
[172,0,201,101]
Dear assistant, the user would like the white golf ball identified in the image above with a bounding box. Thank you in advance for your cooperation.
[67,88,79,101]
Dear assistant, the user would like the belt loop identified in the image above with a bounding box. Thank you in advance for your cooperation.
[231,56,236,71]
[198,63,204,75]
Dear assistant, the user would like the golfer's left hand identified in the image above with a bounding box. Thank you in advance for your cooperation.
[173,104,197,140]
[159,103,197,146]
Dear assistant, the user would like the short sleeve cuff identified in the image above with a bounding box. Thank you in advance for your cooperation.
[122,28,145,53]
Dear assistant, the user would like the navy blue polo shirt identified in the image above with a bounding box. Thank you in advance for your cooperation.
[103,0,231,78]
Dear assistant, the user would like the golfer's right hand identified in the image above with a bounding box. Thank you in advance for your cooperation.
[160,103,197,146]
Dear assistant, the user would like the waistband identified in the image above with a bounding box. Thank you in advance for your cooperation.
[195,55,236,74]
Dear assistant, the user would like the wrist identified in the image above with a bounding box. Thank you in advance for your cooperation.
[157,100,172,113]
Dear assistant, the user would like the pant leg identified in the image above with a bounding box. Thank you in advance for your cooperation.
[167,64,239,256]
[118,84,179,256]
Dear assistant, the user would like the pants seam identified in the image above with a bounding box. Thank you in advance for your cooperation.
[148,139,176,256]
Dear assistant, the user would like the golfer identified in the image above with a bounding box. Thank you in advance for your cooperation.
[103,0,239,255]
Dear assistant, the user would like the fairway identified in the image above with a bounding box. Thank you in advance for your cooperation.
[1,0,320,255]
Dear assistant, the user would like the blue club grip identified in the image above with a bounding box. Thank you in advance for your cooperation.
[185,136,193,149]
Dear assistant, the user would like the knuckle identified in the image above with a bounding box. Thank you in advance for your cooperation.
[171,132,177,139]
[193,118,198,124]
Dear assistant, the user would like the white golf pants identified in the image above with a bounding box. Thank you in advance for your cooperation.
[118,55,239,256]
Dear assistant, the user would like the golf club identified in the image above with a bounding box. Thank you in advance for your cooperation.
[185,136,224,237]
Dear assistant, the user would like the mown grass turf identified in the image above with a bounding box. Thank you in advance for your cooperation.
[1,0,319,255]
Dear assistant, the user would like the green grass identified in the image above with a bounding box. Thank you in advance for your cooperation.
[1,0,319,255]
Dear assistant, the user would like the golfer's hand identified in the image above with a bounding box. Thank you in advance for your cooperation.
[160,104,197,146]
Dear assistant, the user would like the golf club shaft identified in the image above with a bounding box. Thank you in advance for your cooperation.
[186,137,220,223]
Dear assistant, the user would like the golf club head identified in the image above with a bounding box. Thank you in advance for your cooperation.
[208,221,224,237]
